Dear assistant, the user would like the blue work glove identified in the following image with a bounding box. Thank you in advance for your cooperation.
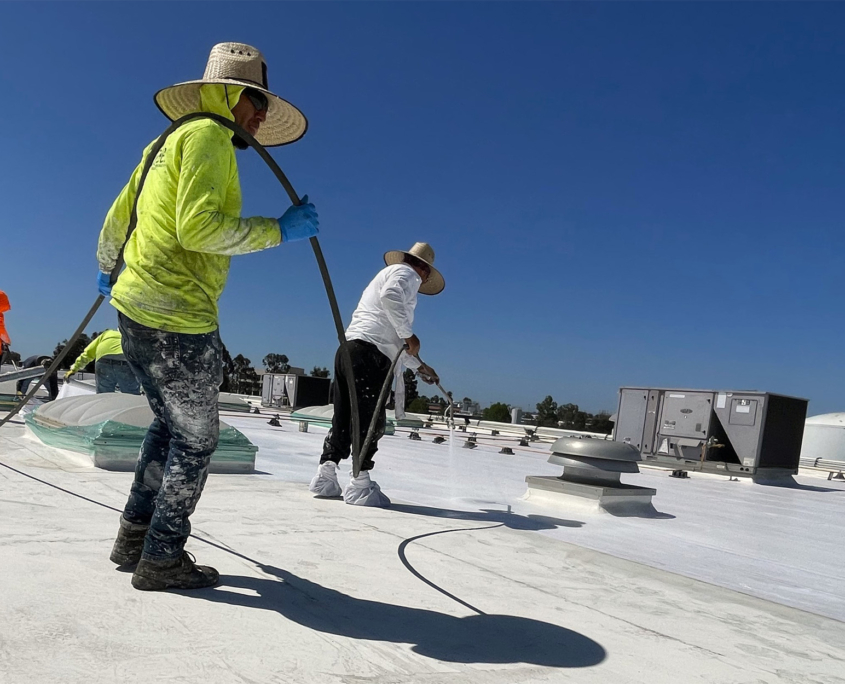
[97,271,113,297]
[279,195,319,243]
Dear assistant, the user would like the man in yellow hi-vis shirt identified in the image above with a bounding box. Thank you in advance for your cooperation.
[64,329,140,394]
[97,43,319,592]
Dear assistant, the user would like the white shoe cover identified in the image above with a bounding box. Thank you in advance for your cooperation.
[309,461,343,497]
[344,471,391,507]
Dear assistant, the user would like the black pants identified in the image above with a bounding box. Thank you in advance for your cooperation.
[321,340,391,471]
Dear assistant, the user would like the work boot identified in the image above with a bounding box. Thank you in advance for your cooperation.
[344,471,391,507]
[131,552,219,592]
[109,516,149,566]
[309,460,343,497]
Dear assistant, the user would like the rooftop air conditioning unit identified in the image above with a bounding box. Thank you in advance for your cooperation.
[261,373,330,410]
[613,387,807,482]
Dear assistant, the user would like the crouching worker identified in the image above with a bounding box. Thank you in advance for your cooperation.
[64,329,140,394]
[16,355,59,401]
[98,42,318,591]
[310,243,444,507]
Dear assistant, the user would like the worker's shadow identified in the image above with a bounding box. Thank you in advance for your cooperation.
[388,502,585,530]
[185,565,606,668]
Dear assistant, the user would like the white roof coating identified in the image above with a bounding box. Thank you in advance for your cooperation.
[1,408,843,683]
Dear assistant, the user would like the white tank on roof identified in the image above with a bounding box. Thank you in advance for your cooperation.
[800,413,845,463]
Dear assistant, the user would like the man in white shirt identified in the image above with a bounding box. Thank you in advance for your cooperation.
[310,242,444,506]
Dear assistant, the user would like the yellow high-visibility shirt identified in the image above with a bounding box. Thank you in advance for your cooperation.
[97,84,281,334]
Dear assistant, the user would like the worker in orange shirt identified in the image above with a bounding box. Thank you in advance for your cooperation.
[0,290,11,365]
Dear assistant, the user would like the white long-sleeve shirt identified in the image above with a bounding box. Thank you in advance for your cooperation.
[346,263,422,372]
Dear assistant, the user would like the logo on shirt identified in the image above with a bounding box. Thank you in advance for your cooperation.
[151,147,167,169]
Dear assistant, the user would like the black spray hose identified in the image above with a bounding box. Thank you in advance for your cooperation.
[0,113,361,462]
[355,349,455,471]
[356,344,408,474]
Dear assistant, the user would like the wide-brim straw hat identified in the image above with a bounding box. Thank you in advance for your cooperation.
[154,42,307,147]
[384,242,445,296]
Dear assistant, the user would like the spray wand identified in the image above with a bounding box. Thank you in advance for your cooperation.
[414,356,454,429]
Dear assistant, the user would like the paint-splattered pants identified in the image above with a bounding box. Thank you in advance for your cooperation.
[321,340,391,471]
[118,313,223,560]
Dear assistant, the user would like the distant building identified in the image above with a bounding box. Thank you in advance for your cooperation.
[458,399,481,416]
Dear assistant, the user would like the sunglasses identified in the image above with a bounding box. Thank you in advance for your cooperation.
[244,88,268,112]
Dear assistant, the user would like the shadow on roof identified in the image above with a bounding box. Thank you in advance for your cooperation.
[388,502,585,530]
[183,565,607,668]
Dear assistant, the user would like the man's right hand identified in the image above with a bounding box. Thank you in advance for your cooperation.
[417,363,439,385]
[404,334,420,357]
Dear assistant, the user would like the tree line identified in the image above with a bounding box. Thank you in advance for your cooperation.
[400,370,450,414]
[478,398,613,434]
[398,370,612,435]
[532,395,613,434]
[221,351,329,394]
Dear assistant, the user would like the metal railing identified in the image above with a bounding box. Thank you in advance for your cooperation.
[800,457,845,480]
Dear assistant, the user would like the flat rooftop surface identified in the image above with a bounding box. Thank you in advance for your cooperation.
[1,408,843,683]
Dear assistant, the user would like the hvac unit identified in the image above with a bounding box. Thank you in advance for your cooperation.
[614,387,807,481]
[261,373,330,410]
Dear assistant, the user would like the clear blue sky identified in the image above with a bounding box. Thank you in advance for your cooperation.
[2,2,845,415]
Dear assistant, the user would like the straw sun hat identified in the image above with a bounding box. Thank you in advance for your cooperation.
[384,242,445,296]
[154,42,307,147]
